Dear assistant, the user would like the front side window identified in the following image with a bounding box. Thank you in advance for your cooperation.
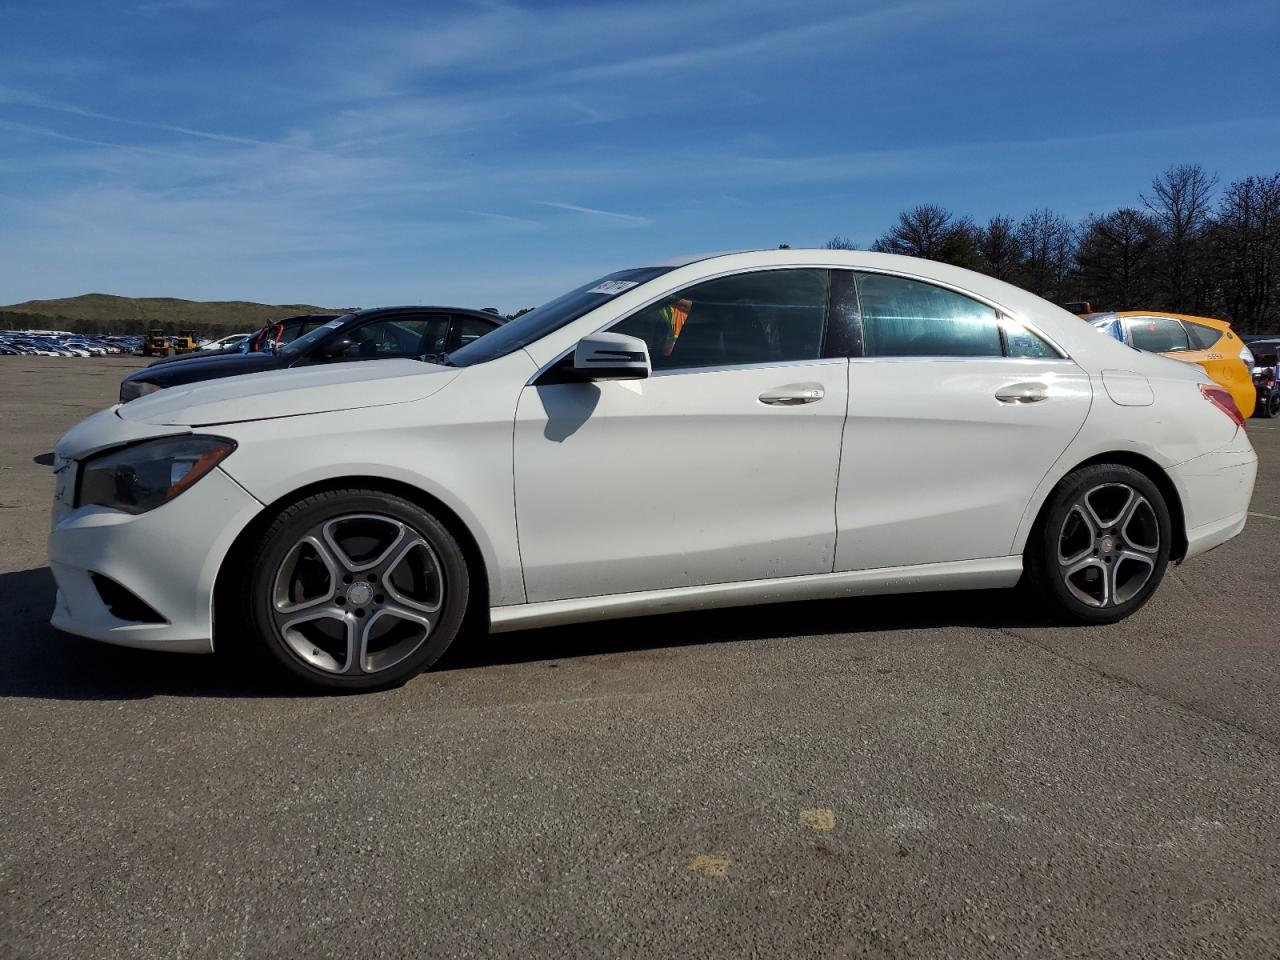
[336,315,450,359]
[609,268,829,371]
[856,273,1002,358]
[1126,317,1190,353]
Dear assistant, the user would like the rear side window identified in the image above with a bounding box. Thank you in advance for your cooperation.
[1184,322,1222,351]
[1126,317,1190,353]
[856,273,1002,357]
[609,268,829,371]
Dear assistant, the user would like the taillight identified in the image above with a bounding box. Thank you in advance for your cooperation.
[1199,383,1246,430]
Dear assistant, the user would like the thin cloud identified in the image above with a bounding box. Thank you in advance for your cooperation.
[465,209,543,228]
[0,84,310,151]
[535,201,650,225]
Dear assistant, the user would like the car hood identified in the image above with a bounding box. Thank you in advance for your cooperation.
[117,359,459,428]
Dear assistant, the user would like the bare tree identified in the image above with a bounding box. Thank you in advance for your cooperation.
[1142,163,1218,311]
[871,203,957,260]
[974,215,1022,281]
[1209,173,1280,332]
[1016,209,1076,301]
[1074,208,1161,310]
[823,236,857,250]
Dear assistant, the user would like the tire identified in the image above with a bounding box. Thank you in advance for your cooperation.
[244,488,470,691]
[1257,388,1280,419]
[1023,464,1172,625]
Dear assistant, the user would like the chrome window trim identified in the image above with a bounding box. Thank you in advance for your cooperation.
[847,355,1075,365]
[526,260,1073,385]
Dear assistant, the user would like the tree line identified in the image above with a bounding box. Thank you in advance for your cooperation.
[827,164,1280,333]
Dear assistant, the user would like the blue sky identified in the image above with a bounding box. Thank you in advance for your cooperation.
[1,0,1277,312]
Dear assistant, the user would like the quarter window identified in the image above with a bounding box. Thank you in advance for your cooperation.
[609,269,829,371]
[856,273,1002,357]
[1126,317,1189,353]
[451,315,498,350]
[1184,322,1222,351]
[1002,318,1059,358]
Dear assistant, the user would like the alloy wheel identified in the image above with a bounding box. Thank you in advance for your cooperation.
[270,513,445,675]
[1056,483,1160,608]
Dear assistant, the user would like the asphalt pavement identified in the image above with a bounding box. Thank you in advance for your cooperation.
[1,356,1278,959]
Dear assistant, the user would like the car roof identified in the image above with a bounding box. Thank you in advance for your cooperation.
[345,305,506,323]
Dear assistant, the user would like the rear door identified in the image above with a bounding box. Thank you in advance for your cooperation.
[834,270,1092,571]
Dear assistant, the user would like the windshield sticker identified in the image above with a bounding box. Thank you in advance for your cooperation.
[586,280,640,295]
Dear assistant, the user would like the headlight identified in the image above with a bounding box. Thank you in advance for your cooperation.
[119,379,164,403]
[77,435,237,514]
[1240,344,1255,366]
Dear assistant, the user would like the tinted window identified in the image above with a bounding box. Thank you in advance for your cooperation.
[1127,317,1189,353]
[448,267,673,367]
[857,273,1001,357]
[609,269,828,371]
[451,315,497,350]
[336,315,450,359]
[1185,322,1222,350]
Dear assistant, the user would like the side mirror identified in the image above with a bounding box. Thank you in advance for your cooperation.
[319,335,353,359]
[572,332,650,381]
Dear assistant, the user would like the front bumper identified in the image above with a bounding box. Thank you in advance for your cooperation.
[1167,429,1258,560]
[48,466,263,653]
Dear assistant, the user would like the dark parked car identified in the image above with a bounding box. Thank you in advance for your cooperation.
[1250,339,1280,419]
[119,306,504,402]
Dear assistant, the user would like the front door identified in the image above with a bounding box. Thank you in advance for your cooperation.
[513,268,849,602]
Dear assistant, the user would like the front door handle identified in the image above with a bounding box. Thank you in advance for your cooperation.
[995,381,1048,404]
[759,382,825,406]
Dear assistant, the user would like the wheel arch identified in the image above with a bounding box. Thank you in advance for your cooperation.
[213,475,492,648]
[1025,451,1188,563]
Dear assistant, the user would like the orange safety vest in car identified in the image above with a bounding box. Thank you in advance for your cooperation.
[662,299,692,356]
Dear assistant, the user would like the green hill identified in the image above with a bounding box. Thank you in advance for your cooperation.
[0,293,357,337]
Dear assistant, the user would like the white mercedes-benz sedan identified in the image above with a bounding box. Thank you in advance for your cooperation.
[50,250,1257,690]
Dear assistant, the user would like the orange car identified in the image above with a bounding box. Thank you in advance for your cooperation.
[1085,311,1256,419]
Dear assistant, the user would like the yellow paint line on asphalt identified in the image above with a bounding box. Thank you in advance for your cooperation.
[800,809,835,831]
[1249,511,1280,521]
[688,854,731,877]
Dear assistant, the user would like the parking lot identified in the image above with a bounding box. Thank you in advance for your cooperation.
[2,356,1278,959]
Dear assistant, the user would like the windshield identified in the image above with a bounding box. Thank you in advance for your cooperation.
[446,267,674,367]
[280,315,355,357]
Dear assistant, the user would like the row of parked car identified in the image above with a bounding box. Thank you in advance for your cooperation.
[0,331,143,357]
[1081,310,1280,419]
[118,307,506,401]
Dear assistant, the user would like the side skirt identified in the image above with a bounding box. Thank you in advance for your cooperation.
[488,556,1023,634]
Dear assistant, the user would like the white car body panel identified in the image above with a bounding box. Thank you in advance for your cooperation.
[47,249,1257,654]
[836,357,1092,570]
[514,357,848,601]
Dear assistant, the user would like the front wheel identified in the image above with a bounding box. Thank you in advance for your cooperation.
[1024,464,1172,624]
[244,489,470,691]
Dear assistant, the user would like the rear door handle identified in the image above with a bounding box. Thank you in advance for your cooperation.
[995,382,1048,404]
[759,382,825,406]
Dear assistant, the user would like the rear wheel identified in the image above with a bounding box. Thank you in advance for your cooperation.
[245,489,470,691]
[1257,388,1280,419]
[1024,464,1172,624]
